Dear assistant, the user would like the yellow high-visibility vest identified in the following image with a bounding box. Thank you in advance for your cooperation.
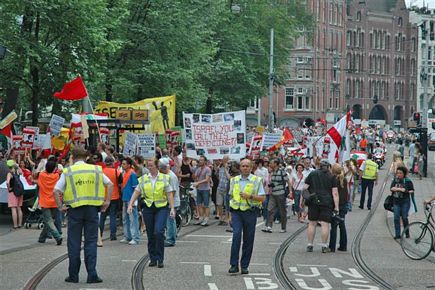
[63,164,105,208]
[362,160,378,180]
[230,175,262,211]
[137,173,170,208]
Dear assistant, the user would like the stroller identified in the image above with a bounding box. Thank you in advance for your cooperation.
[24,208,44,229]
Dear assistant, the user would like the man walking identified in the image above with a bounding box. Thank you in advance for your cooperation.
[54,147,113,283]
[228,159,265,275]
[192,155,211,226]
[216,155,231,225]
[359,153,378,210]
[304,159,339,253]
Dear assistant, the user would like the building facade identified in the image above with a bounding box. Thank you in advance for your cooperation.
[346,0,417,129]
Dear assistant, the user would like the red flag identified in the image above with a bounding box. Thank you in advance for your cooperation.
[53,76,88,101]
[268,129,293,152]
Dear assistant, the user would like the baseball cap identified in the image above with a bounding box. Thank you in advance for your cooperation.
[159,157,171,169]
[320,159,330,167]
[7,159,15,168]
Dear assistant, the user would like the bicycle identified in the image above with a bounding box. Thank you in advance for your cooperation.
[400,202,435,260]
[178,185,195,226]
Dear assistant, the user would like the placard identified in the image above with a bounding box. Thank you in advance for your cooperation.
[22,128,36,149]
[12,135,24,154]
[123,132,138,157]
[49,114,65,136]
[183,110,246,160]
[261,132,282,149]
[248,135,263,159]
[26,126,40,149]
[116,110,132,120]
[132,110,149,121]
[99,127,110,145]
[137,134,155,160]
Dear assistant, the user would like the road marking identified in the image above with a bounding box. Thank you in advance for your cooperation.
[268,242,282,245]
[227,237,233,242]
[256,221,265,228]
[179,261,209,264]
[244,277,256,289]
[248,273,271,276]
[208,283,219,290]
[204,264,212,277]
[121,259,138,263]
[176,240,199,243]
[187,234,232,238]
[296,264,328,267]
[250,263,269,266]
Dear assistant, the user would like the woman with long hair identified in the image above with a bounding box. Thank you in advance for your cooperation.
[329,164,349,252]
[389,151,405,176]
[6,160,23,229]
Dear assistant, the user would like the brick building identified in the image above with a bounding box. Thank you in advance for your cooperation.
[249,0,347,128]
[345,0,417,129]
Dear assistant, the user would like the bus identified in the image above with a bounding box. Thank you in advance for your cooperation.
[428,109,435,136]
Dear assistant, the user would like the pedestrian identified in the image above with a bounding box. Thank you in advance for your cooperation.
[192,155,212,226]
[228,159,265,275]
[120,157,140,245]
[415,144,424,180]
[128,159,175,268]
[6,160,23,229]
[216,155,231,225]
[408,140,416,171]
[262,159,291,233]
[390,166,414,239]
[329,164,348,252]
[54,147,113,283]
[359,135,368,152]
[37,160,62,245]
[99,157,121,241]
[304,159,339,253]
[358,153,378,210]
[292,163,305,223]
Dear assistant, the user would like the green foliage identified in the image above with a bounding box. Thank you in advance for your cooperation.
[0,0,312,123]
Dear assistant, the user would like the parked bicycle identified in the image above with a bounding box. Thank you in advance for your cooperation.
[401,202,435,260]
[178,185,195,227]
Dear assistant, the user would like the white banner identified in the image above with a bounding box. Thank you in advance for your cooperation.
[49,114,65,136]
[137,134,155,160]
[261,132,282,149]
[183,110,246,160]
[123,132,138,157]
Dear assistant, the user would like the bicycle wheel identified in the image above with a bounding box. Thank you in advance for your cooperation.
[401,222,434,260]
[182,205,192,227]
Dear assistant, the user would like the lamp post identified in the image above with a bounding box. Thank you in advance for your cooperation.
[268,28,274,132]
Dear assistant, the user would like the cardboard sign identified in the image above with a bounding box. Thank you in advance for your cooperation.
[132,110,149,121]
[137,134,155,159]
[49,114,65,136]
[165,129,180,149]
[116,110,132,121]
[22,128,36,149]
[12,135,24,154]
[183,110,246,160]
[123,132,138,157]
[99,127,110,145]
[261,133,282,149]
[248,135,263,158]
[25,126,41,149]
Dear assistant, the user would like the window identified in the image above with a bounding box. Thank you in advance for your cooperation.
[298,88,303,94]
[347,31,351,46]
[346,79,351,96]
[285,88,294,109]
[305,96,310,110]
[398,17,403,27]
[370,33,373,49]
[297,56,304,63]
[411,37,416,52]
[356,11,361,21]
[356,80,360,98]
[297,95,303,110]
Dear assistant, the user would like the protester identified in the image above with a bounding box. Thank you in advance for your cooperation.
[192,155,211,226]
[6,160,23,229]
[329,164,348,252]
[216,155,231,225]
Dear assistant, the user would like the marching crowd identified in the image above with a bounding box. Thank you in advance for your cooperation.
[1,125,433,281]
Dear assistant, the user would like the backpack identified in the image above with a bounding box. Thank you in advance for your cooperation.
[11,172,25,197]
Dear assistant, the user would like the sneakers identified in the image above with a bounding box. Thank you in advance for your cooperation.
[128,240,138,245]
[120,238,130,244]
[28,207,36,212]
[280,229,287,233]
[261,226,272,233]
[56,238,63,246]
[306,245,313,252]
[322,246,332,253]
[194,218,203,225]
[225,226,233,233]
[241,268,249,275]
[201,218,209,226]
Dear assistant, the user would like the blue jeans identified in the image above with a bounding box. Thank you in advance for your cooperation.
[196,190,210,207]
[329,208,348,250]
[165,207,178,245]
[142,205,169,263]
[393,198,410,238]
[99,200,118,239]
[230,209,257,269]
[67,206,99,281]
[360,178,375,209]
[39,208,62,242]
[262,195,270,221]
[122,202,140,242]
[293,190,302,213]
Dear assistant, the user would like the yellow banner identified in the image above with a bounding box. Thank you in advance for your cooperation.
[94,95,176,134]
[51,127,70,151]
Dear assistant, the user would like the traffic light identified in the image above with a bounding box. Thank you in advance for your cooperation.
[413,112,421,126]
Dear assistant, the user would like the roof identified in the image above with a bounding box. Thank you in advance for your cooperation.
[347,0,400,13]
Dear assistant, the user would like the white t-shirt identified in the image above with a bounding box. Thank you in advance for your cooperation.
[254,167,269,185]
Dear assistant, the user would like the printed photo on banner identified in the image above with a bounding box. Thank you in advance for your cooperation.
[137,134,155,160]
[123,132,138,157]
[183,110,246,160]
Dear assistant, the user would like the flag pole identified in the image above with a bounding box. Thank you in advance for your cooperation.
[86,97,103,143]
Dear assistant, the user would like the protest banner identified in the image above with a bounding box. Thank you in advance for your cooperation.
[137,134,156,160]
[261,132,282,150]
[123,132,138,157]
[22,128,36,149]
[165,129,180,150]
[99,127,110,145]
[12,135,24,155]
[25,126,41,149]
[49,114,65,136]
[248,135,263,159]
[37,134,52,150]
[95,95,176,134]
[183,110,246,160]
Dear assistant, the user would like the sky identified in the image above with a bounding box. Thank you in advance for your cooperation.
[406,0,435,8]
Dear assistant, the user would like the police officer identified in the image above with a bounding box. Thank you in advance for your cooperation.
[228,159,265,275]
[359,153,378,210]
[128,158,174,268]
[54,147,113,284]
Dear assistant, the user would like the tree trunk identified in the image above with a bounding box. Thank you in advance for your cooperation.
[30,12,40,126]
[205,88,213,114]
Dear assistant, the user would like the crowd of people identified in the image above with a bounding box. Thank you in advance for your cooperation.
[0,125,433,280]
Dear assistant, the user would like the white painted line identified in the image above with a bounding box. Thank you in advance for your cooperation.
[248,273,271,276]
[289,267,297,272]
[180,261,209,264]
[208,283,219,290]
[250,263,269,266]
[296,264,328,267]
[221,241,232,244]
[227,237,233,242]
[244,277,255,289]
[176,240,199,243]
[255,221,265,228]
[268,242,282,245]
[204,264,212,277]
[121,259,138,263]
[187,234,232,238]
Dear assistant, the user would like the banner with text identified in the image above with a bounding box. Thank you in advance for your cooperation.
[183,110,246,160]
[123,132,138,157]
[137,134,156,160]
[49,114,65,136]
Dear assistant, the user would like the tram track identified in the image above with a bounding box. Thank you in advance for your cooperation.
[131,221,218,290]
[273,159,396,290]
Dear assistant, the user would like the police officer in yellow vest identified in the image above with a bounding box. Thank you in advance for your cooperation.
[359,153,378,210]
[54,147,113,284]
[128,158,174,268]
[228,159,265,275]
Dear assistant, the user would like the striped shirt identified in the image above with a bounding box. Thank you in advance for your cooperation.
[270,168,288,196]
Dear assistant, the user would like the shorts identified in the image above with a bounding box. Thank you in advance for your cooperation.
[216,189,227,206]
[196,190,210,208]
[8,192,23,208]
[307,205,332,223]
